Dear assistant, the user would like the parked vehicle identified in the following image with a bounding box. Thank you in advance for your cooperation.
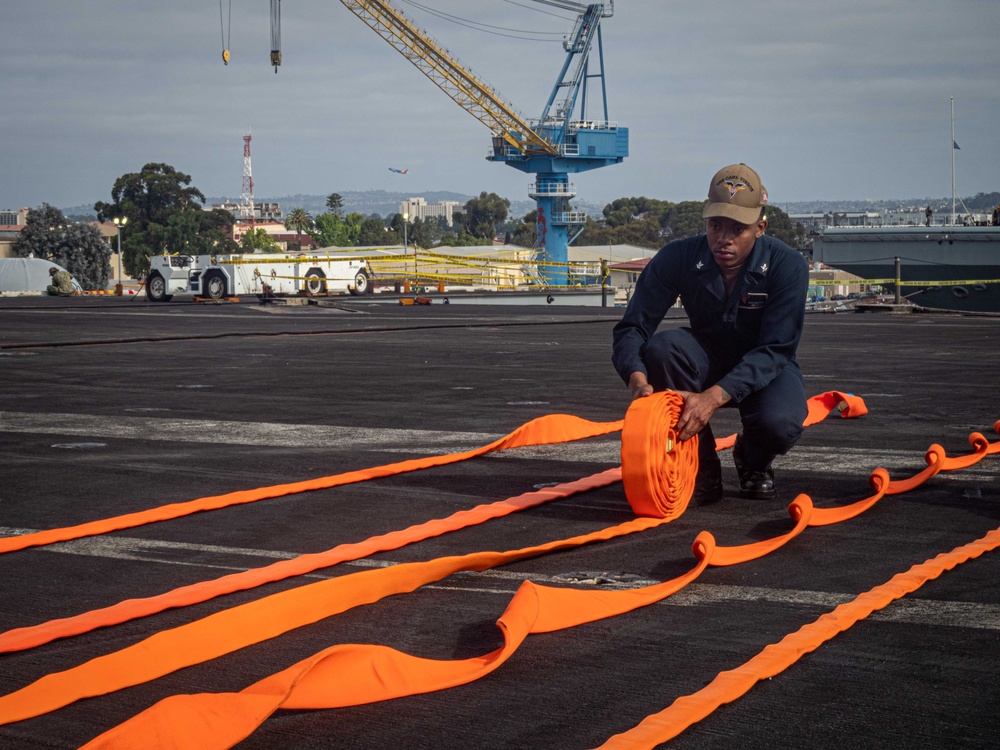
[145,253,374,302]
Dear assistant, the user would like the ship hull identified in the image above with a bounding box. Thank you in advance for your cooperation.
[812,226,1000,313]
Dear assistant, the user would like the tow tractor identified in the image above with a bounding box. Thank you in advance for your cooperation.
[144,253,375,302]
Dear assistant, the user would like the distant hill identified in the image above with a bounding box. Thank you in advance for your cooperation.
[205,190,605,221]
[59,191,1000,223]
[781,192,1000,214]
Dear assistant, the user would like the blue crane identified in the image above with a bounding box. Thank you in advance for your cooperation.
[339,1,628,285]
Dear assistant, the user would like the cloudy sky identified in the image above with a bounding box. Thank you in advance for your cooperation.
[2,0,998,213]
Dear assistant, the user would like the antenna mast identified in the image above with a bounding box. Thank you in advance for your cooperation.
[240,129,256,230]
[951,97,956,226]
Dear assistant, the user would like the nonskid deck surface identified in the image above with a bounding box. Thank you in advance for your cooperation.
[0,295,998,749]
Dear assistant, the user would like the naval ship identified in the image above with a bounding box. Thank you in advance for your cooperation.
[812,223,1000,313]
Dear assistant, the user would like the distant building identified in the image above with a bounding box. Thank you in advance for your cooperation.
[788,212,883,230]
[231,221,316,251]
[608,257,650,293]
[399,197,462,227]
[0,226,23,259]
[210,200,284,223]
[0,208,29,226]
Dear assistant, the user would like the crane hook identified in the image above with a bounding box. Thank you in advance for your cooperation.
[219,0,231,65]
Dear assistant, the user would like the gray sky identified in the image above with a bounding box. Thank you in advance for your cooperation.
[2,0,998,213]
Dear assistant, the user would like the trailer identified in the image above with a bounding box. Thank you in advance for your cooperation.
[144,253,374,302]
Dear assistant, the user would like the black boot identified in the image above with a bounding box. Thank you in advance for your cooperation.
[692,425,723,504]
[733,434,776,500]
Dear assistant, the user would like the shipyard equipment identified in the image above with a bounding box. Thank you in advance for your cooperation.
[145,253,374,302]
[339,1,627,284]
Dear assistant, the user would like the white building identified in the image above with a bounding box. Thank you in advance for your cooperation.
[399,197,462,227]
[210,200,284,223]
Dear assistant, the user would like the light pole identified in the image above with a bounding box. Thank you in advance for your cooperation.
[113,217,128,296]
[402,212,412,284]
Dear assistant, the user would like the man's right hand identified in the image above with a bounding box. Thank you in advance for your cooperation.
[628,372,654,400]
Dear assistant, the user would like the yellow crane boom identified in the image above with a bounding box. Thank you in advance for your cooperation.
[340,0,559,156]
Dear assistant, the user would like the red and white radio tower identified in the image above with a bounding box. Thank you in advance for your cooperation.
[239,128,255,228]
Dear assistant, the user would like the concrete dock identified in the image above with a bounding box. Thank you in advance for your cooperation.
[1,295,997,749]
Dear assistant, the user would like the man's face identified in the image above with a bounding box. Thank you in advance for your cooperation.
[705,216,767,272]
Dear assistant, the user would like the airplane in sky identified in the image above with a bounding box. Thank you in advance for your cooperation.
[388,167,408,174]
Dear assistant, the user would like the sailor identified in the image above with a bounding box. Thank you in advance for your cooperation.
[611,163,809,502]
[46,267,75,297]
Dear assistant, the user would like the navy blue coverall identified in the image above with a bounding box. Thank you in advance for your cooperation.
[612,233,810,471]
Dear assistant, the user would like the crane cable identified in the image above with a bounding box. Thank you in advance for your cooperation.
[270,0,281,72]
[219,0,231,65]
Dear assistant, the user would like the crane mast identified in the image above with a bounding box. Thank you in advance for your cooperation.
[341,0,627,284]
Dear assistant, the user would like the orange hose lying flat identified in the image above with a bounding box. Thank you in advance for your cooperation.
[0,469,623,654]
[709,390,864,452]
[82,418,998,750]
[595,524,1000,749]
[78,534,718,750]
[0,413,625,556]
[6,393,995,750]
[0,392,859,731]
[0,511,675,729]
[806,468,890,527]
[804,390,867,425]
[0,392,858,655]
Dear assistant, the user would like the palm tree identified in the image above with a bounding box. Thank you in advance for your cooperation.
[285,208,313,248]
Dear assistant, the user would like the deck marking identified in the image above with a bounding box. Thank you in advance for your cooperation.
[3,527,997,631]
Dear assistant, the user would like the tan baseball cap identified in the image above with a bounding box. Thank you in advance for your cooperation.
[701,163,768,224]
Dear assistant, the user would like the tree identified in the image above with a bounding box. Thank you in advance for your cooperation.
[239,228,279,253]
[310,212,363,247]
[763,205,805,249]
[285,208,313,246]
[436,230,490,247]
[12,203,112,290]
[357,217,388,246]
[462,192,510,241]
[408,217,436,248]
[94,163,208,277]
[602,197,673,229]
[326,193,344,217]
[192,209,239,255]
[669,200,708,241]
[969,192,1000,211]
[388,213,407,246]
[509,210,538,247]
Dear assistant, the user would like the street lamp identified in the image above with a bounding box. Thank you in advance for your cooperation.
[402,212,412,283]
[113,217,128,296]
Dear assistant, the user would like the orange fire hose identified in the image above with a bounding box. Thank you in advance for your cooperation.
[75,415,997,750]
[0,396,994,750]
[596,523,1000,749]
[0,469,624,655]
[0,391,862,655]
[0,413,626,556]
